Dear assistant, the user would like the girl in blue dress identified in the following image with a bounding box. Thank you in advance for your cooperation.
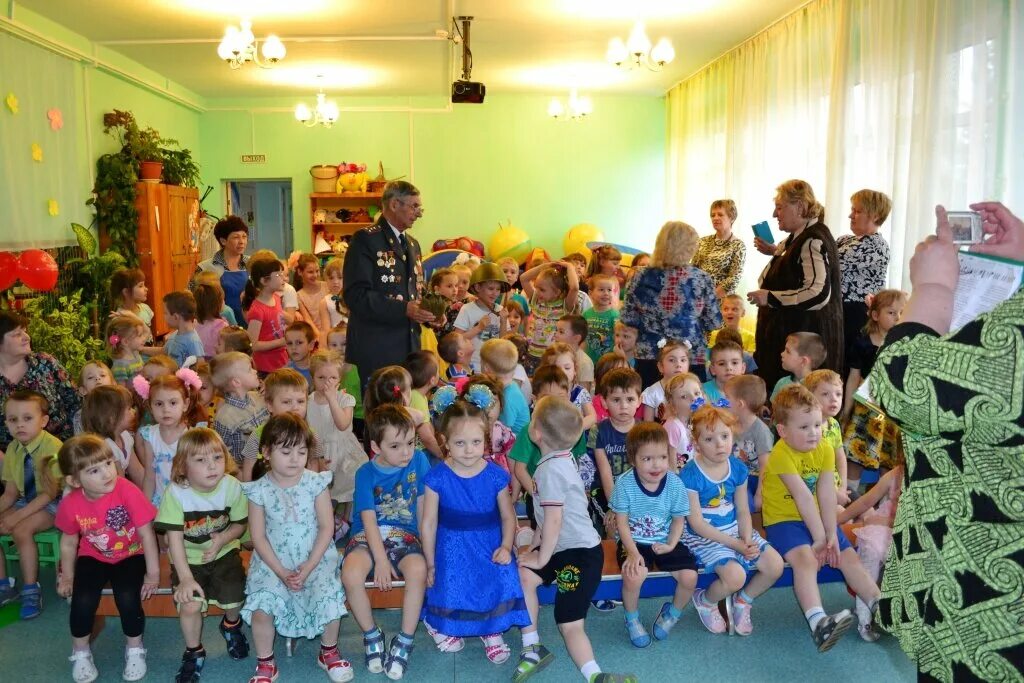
[421,385,530,664]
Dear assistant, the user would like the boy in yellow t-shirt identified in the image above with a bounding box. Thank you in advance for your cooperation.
[761,385,880,652]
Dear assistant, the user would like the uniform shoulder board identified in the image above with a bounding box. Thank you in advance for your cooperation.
[366,224,382,234]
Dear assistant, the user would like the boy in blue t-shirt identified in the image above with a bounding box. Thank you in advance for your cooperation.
[702,340,746,403]
[341,405,429,680]
[610,422,697,648]
[162,291,206,367]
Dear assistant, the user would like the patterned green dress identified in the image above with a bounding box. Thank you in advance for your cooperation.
[870,288,1024,682]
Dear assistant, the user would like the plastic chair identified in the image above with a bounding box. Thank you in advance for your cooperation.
[0,528,61,576]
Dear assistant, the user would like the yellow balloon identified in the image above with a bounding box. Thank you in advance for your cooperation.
[490,221,533,263]
[563,223,604,260]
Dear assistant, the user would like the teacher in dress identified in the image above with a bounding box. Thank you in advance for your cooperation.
[343,181,435,389]
[748,179,844,389]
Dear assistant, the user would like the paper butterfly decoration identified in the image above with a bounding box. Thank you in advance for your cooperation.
[47,108,63,130]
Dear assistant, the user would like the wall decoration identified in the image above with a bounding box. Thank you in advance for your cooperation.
[5,92,17,113]
[47,199,59,215]
[47,108,63,130]
[31,143,43,162]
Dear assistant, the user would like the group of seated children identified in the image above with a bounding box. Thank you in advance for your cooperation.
[0,250,905,683]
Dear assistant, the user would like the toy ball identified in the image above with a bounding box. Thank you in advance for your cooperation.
[432,237,484,258]
[563,223,604,260]
[0,252,17,291]
[18,249,59,291]
[489,221,532,264]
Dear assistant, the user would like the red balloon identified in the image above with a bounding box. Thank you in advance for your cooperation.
[0,252,17,290]
[18,249,59,291]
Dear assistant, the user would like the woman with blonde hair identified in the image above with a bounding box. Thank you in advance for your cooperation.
[749,179,844,388]
[620,221,722,386]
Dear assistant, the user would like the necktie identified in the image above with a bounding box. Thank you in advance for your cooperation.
[23,450,36,500]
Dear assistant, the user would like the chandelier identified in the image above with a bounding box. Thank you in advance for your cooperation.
[606,22,674,72]
[217,20,285,69]
[295,81,339,128]
[548,90,592,121]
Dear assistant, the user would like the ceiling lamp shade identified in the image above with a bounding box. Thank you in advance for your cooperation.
[217,19,285,69]
[607,22,674,72]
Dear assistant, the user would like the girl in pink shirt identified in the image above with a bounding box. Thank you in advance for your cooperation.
[55,434,160,683]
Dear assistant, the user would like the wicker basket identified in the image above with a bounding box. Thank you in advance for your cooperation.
[310,165,339,193]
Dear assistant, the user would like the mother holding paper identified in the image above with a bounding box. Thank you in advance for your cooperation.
[869,203,1024,682]
[748,179,844,389]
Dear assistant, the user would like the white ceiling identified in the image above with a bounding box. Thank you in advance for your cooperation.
[15,0,806,99]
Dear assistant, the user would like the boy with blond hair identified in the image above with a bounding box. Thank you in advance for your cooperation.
[481,338,530,433]
[583,274,620,364]
[211,352,268,464]
[709,294,755,352]
[770,332,826,400]
[803,369,850,504]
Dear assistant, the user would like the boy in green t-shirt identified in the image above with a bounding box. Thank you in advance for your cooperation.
[761,385,880,652]
[583,274,620,364]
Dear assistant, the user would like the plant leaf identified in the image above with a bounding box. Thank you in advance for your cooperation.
[71,222,97,256]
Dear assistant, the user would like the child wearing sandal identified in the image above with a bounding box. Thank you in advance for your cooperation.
[610,422,698,648]
[515,396,636,683]
[340,404,429,680]
[240,414,351,683]
[419,386,531,663]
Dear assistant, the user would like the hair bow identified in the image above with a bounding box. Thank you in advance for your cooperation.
[431,385,459,416]
[657,337,694,350]
[464,384,496,411]
[176,368,203,392]
[690,396,731,413]
[108,333,121,347]
[132,374,150,400]
[391,384,403,398]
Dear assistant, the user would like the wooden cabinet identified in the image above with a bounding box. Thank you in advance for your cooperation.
[133,182,201,336]
[310,191,382,250]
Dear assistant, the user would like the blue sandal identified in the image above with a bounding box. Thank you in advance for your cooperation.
[363,629,385,674]
[384,635,414,680]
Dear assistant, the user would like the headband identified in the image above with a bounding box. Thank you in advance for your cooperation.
[132,367,203,400]
[690,396,731,413]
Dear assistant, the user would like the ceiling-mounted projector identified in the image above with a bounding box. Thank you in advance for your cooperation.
[451,16,485,104]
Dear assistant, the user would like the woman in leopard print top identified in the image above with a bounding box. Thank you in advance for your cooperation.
[691,199,746,297]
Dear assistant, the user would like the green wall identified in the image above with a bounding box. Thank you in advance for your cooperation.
[5,4,668,257]
[199,94,666,256]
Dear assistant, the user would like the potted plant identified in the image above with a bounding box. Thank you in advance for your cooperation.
[100,109,177,181]
[66,222,127,336]
[161,148,201,187]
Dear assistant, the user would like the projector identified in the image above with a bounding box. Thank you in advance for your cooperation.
[451,80,486,104]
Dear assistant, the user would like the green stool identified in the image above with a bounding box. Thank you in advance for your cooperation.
[0,527,61,576]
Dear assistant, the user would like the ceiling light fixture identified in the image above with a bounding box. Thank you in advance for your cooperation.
[217,19,285,69]
[295,78,339,128]
[606,22,674,72]
[548,90,592,121]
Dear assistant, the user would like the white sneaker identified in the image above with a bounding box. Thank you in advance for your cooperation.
[122,647,147,681]
[69,650,98,683]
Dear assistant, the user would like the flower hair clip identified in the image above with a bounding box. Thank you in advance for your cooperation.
[464,384,495,411]
[690,396,731,413]
[391,384,403,399]
[431,385,459,416]
[176,368,202,392]
[132,374,150,400]
[108,333,121,347]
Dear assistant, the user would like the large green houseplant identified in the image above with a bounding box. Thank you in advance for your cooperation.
[66,222,127,336]
[23,291,105,379]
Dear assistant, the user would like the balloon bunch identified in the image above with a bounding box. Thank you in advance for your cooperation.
[0,249,60,292]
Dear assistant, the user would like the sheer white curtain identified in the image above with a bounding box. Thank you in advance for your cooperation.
[667,0,1022,291]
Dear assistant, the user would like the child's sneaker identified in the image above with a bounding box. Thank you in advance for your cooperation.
[812,609,855,652]
[384,635,414,680]
[249,657,279,683]
[589,675,639,683]
[19,582,42,620]
[220,618,250,659]
[857,622,881,642]
[512,643,554,683]
[591,599,618,612]
[69,650,98,683]
[0,578,17,606]
[692,589,727,634]
[317,645,354,682]
[624,615,651,648]
[652,602,681,640]
[175,648,206,683]
[122,646,148,681]
[730,596,753,636]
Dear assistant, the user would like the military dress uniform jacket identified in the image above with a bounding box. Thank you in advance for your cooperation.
[343,217,425,388]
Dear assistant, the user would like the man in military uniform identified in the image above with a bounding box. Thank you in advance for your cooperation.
[343,180,436,389]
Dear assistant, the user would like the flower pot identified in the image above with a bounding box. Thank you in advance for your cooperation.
[139,160,163,183]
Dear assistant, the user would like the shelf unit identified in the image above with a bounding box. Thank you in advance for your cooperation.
[310,191,383,248]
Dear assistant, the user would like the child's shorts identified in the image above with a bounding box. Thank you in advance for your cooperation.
[746,474,759,511]
[684,528,769,572]
[765,521,852,558]
[13,496,59,516]
[526,544,603,624]
[170,549,246,610]
[616,541,698,573]
[346,526,423,578]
